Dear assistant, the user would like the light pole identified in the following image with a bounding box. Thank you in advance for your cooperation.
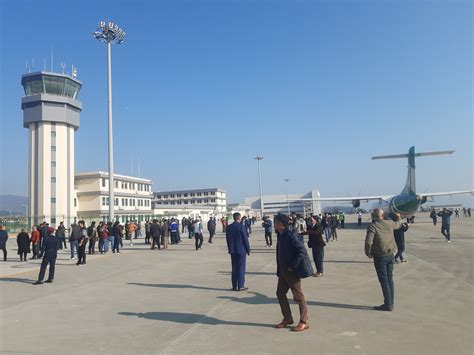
[93,21,126,222]
[284,178,290,215]
[254,156,264,219]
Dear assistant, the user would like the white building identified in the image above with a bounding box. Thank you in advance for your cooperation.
[75,171,153,223]
[244,190,321,217]
[21,71,82,227]
[152,188,227,216]
[152,205,216,222]
[227,203,256,218]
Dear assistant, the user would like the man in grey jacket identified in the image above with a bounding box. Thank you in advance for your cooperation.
[365,209,402,311]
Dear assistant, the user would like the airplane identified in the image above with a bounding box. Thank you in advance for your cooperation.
[288,146,473,218]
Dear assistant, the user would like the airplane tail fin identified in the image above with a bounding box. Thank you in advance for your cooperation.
[372,146,455,195]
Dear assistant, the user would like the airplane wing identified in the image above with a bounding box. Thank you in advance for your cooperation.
[287,195,394,202]
[419,190,474,198]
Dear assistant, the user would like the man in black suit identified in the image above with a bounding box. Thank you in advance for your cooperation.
[150,220,161,250]
[34,231,60,285]
[226,213,251,291]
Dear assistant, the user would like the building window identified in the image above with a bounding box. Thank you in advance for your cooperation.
[205,199,209,203]
[51,131,56,137]
[157,195,161,199]
[115,198,119,205]
[74,198,77,207]
[184,193,188,197]
[121,182,124,189]
[191,193,195,197]
[51,197,56,204]
[184,200,188,204]
[51,161,56,167]
[51,217,56,224]
[102,197,106,206]
[211,199,216,203]
[197,193,202,196]
[102,178,106,187]
[177,194,181,198]
[211,192,215,196]
[164,195,168,199]
[51,146,56,152]
[106,197,110,206]
[115,181,118,188]
[51,177,56,183]
[204,192,208,196]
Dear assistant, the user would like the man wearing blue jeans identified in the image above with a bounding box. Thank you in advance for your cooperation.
[365,209,402,311]
[69,223,81,259]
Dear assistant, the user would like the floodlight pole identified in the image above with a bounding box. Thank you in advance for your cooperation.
[284,178,290,215]
[254,156,264,219]
[93,21,126,222]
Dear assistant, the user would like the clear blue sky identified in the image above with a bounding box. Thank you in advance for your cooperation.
[0,0,472,206]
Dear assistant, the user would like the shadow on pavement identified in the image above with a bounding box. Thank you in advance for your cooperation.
[127,282,231,292]
[118,311,273,328]
[324,260,372,264]
[218,291,373,311]
[217,271,275,276]
[0,277,36,284]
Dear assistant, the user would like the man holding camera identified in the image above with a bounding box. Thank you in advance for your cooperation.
[365,209,403,311]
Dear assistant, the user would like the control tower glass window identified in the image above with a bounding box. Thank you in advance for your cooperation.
[22,74,81,99]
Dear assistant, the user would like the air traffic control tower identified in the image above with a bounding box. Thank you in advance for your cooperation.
[21,71,82,226]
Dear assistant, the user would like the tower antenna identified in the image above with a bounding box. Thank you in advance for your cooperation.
[51,45,54,72]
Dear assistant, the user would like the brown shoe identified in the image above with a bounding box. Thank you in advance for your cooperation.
[292,322,309,332]
[275,319,294,329]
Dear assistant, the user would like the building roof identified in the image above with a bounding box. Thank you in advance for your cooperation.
[154,188,226,195]
[75,171,152,183]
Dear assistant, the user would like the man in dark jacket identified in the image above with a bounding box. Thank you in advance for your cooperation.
[56,222,67,250]
[17,229,30,261]
[69,222,81,259]
[150,220,161,250]
[263,217,273,247]
[34,232,59,284]
[226,213,251,291]
[437,208,453,242]
[0,225,9,261]
[207,217,216,244]
[274,214,310,332]
[303,216,325,276]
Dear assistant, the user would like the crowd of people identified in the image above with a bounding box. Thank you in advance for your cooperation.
[0,206,469,328]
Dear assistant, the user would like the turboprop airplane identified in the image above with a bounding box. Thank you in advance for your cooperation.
[289,146,473,218]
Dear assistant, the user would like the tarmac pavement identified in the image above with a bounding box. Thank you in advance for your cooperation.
[0,214,472,355]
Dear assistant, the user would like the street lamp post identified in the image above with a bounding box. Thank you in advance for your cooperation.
[254,156,264,219]
[93,21,126,222]
[284,178,290,215]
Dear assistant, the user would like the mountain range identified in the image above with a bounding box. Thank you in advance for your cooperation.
[0,194,28,216]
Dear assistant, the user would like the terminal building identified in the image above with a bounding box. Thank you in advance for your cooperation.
[75,172,153,223]
[244,190,321,217]
[152,188,227,217]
